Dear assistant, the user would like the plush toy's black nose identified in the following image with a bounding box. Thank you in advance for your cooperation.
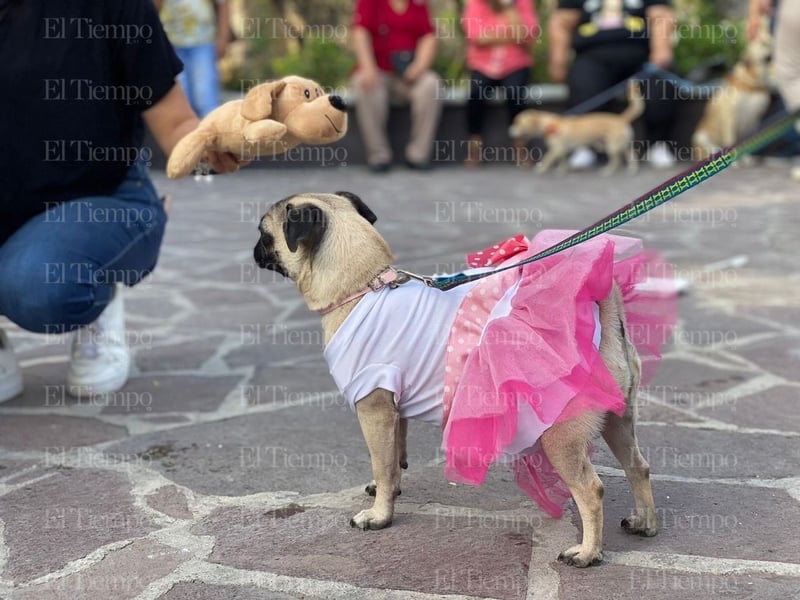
[329,95,346,111]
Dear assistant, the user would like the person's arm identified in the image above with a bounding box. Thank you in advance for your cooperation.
[215,0,230,59]
[405,33,436,82]
[352,25,380,89]
[143,83,242,173]
[548,8,581,82]
[646,4,675,69]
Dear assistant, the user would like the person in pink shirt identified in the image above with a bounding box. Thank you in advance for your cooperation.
[461,0,539,166]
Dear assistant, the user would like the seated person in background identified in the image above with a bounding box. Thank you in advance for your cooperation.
[350,0,441,172]
[462,0,539,167]
[548,0,677,169]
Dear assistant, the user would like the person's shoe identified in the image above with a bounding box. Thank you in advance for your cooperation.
[464,136,483,168]
[0,329,23,404]
[368,162,391,174]
[649,141,675,169]
[67,286,131,397]
[404,159,432,171]
[568,146,597,170]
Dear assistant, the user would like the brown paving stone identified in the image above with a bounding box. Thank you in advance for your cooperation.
[600,478,800,564]
[134,337,223,372]
[107,404,442,497]
[0,470,158,582]
[0,415,126,451]
[196,506,531,600]
[145,485,193,520]
[735,334,800,382]
[697,385,800,432]
[557,563,800,600]
[160,583,310,600]
[101,375,241,414]
[12,539,187,600]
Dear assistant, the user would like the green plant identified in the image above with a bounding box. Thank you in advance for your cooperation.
[672,2,745,76]
[271,36,355,90]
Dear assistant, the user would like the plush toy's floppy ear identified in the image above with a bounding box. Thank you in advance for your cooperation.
[335,191,377,224]
[283,203,327,253]
[241,80,288,121]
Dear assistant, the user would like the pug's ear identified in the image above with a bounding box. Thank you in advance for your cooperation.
[283,203,327,253]
[335,191,377,225]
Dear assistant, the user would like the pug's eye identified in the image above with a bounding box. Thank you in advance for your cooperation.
[304,89,310,100]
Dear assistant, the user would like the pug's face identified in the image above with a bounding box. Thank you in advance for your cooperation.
[254,192,386,293]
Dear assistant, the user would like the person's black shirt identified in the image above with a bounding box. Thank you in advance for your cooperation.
[0,0,182,235]
[558,0,670,51]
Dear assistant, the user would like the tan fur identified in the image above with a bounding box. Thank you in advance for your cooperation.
[509,81,644,175]
[167,76,347,179]
[692,18,773,163]
[256,193,657,567]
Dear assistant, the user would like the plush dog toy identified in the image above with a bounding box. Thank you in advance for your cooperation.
[166,75,348,179]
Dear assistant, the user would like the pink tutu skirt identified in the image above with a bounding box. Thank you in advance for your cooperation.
[441,230,676,517]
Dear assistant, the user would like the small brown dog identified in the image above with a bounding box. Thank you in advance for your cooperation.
[692,18,773,162]
[509,81,644,175]
[254,192,666,568]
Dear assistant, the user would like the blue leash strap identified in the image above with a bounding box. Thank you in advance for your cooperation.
[431,109,800,291]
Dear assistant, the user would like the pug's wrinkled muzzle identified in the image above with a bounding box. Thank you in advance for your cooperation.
[254,233,288,277]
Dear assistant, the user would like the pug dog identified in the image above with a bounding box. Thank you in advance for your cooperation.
[254,192,659,568]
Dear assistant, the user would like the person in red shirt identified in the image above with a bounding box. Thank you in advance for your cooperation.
[462,0,539,167]
[351,0,441,171]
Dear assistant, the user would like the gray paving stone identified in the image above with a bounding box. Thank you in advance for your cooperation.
[12,539,187,600]
[633,423,800,479]
[0,470,158,582]
[145,485,193,520]
[600,477,800,564]
[135,337,224,372]
[160,583,311,600]
[101,375,241,414]
[196,506,531,600]
[697,385,800,432]
[735,334,800,381]
[0,415,126,451]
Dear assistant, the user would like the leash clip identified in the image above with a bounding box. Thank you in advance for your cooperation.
[395,269,435,287]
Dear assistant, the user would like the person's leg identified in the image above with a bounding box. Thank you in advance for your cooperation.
[775,0,800,112]
[188,43,221,118]
[0,160,167,335]
[351,71,393,167]
[502,67,533,166]
[466,70,491,166]
[567,49,619,111]
[403,71,442,166]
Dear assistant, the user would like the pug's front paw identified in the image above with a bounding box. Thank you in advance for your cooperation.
[350,508,392,530]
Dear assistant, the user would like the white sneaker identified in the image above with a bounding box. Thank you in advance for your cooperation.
[568,146,597,170]
[0,329,23,403]
[67,286,131,397]
[649,141,675,169]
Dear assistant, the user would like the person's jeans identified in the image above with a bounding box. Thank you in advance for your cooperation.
[0,160,168,334]
[174,43,221,117]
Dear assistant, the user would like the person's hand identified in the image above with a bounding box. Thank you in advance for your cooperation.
[549,60,568,83]
[747,0,772,41]
[403,61,425,83]
[205,150,250,174]
[648,47,673,70]
[358,65,380,91]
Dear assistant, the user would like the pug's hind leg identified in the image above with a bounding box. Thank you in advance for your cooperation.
[542,414,606,567]
[351,389,400,530]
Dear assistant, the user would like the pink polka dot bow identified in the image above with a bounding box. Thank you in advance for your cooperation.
[466,235,528,268]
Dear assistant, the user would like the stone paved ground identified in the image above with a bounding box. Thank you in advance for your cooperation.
[1,163,799,600]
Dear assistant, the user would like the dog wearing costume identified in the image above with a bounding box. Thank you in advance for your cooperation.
[253,192,675,567]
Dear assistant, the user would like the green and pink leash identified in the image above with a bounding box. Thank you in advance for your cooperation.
[419,109,800,292]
